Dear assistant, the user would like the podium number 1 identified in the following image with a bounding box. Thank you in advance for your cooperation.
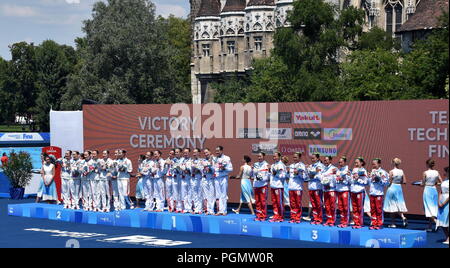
[172,216,176,228]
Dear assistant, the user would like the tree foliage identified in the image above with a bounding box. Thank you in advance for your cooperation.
[61,0,191,110]
[2,151,33,189]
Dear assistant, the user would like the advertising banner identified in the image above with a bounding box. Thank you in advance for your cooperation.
[83,100,449,215]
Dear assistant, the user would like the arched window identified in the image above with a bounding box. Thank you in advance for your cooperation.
[385,1,403,35]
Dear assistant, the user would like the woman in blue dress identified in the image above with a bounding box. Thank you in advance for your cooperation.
[437,167,448,245]
[39,155,58,203]
[422,159,443,232]
[232,155,255,215]
[135,154,146,208]
[384,158,408,228]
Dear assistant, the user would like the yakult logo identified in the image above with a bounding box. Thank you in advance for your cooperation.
[294,112,322,124]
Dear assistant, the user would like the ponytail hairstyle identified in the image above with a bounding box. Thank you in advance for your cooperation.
[356,157,366,166]
[294,152,302,158]
[243,155,251,164]
[373,158,382,164]
[426,159,436,169]
[340,156,347,163]
[392,158,401,166]
[282,156,289,164]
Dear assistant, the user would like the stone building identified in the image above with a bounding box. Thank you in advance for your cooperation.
[190,0,428,103]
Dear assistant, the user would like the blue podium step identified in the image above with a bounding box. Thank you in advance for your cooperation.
[7,203,427,248]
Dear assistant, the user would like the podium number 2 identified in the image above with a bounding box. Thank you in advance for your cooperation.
[312,230,318,240]
[56,211,62,220]
[172,216,176,228]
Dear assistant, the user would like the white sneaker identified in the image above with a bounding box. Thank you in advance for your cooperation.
[232,209,240,214]
[443,241,449,245]
[388,224,397,228]
[302,216,311,222]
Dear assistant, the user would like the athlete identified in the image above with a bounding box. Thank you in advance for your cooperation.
[98,150,113,212]
[321,156,338,226]
[202,148,216,215]
[180,148,192,213]
[252,152,270,221]
[164,149,176,212]
[172,148,184,213]
[350,157,369,229]
[269,153,287,222]
[60,150,72,209]
[142,152,154,211]
[90,150,101,212]
[80,151,93,211]
[152,150,166,212]
[213,146,233,216]
[307,154,325,225]
[116,149,134,210]
[69,151,82,210]
[336,156,351,228]
[190,149,204,214]
[287,152,306,224]
[368,158,390,230]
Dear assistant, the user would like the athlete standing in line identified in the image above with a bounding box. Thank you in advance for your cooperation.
[307,154,325,225]
[142,152,154,211]
[336,156,351,228]
[190,148,204,214]
[70,151,82,210]
[60,150,72,209]
[135,154,146,209]
[321,156,338,226]
[153,150,166,212]
[213,146,233,216]
[350,157,369,229]
[116,149,134,210]
[269,153,287,222]
[80,151,92,211]
[164,149,176,212]
[173,148,183,213]
[110,150,121,211]
[368,158,390,230]
[90,150,101,212]
[202,148,216,215]
[252,152,270,221]
[98,150,113,212]
[180,148,192,213]
[287,152,306,224]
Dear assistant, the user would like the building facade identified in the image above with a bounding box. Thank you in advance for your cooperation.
[190,0,423,103]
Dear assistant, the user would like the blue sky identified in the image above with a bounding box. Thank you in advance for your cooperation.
[0,0,190,60]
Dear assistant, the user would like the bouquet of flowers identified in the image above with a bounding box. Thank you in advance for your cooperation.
[71,162,80,178]
[111,162,119,178]
[371,170,383,183]
[321,175,332,186]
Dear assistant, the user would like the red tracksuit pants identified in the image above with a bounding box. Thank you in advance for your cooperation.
[309,190,323,223]
[370,195,384,227]
[324,191,337,225]
[337,191,350,225]
[254,186,268,220]
[289,190,302,222]
[351,192,365,227]
[271,188,284,220]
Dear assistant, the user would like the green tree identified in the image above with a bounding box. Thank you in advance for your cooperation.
[0,57,14,124]
[212,75,251,103]
[62,0,190,110]
[401,11,449,99]
[358,27,400,51]
[161,15,192,103]
[34,40,76,131]
[4,42,38,124]
[338,49,404,100]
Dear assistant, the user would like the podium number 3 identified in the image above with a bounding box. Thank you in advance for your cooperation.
[312,230,318,240]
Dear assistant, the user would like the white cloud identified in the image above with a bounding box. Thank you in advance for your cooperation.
[65,0,81,4]
[0,4,39,17]
[156,4,187,18]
